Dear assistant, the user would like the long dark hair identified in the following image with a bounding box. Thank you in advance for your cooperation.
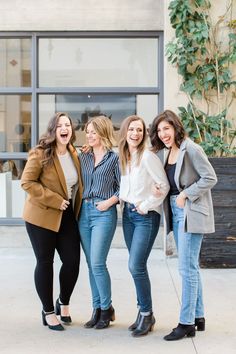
[36,112,76,166]
[149,110,186,152]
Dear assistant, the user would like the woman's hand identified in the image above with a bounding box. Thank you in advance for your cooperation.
[176,191,187,208]
[59,199,70,211]
[80,144,91,154]
[152,183,164,197]
[135,206,146,215]
[95,200,111,211]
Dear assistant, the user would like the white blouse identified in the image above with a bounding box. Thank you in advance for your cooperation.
[119,149,169,214]
[57,151,78,199]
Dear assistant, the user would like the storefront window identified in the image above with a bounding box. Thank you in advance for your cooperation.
[0,32,162,224]
[0,159,26,218]
[38,94,158,147]
[39,38,158,88]
[0,95,31,153]
[0,38,31,87]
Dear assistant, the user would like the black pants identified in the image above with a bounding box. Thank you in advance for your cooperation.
[26,204,80,312]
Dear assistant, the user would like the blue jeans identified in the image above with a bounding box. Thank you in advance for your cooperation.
[78,198,117,310]
[122,202,160,313]
[170,195,204,325]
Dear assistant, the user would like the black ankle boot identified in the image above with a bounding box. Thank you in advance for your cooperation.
[55,298,72,324]
[94,305,115,329]
[195,317,205,331]
[128,310,141,331]
[131,313,155,337]
[164,323,195,341]
[84,308,101,328]
[42,310,64,331]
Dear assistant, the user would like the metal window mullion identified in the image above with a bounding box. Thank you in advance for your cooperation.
[31,33,38,147]
[35,87,160,94]
[158,32,164,113]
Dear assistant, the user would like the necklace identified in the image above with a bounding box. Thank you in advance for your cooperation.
[56,149,68,156]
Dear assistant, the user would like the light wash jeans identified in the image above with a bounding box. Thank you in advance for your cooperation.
[170,195,204,325]
[78,198,117,310]
[122,202,160,313]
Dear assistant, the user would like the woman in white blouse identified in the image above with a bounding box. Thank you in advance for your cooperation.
[118,115,169,337]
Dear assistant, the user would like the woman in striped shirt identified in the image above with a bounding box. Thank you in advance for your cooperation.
[78,116,120,330]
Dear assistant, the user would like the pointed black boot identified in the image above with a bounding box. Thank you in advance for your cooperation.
[55,298,72,324]
[42,310,64,331]
[94,305,115,329]
[131,313,155,337]
[128,310,141,331]
[84,308,101,328]
[164,323,195,341]
[195,317,205,331]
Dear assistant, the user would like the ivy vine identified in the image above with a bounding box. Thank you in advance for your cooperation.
[166,0,236,156]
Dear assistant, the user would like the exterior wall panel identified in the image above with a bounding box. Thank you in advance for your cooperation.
[0,0,164,31]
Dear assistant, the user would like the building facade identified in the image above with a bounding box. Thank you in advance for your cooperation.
[1,1,234,224]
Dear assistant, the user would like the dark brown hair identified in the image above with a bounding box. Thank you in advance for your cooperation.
[149,110,186,151]
[36,112,76,166]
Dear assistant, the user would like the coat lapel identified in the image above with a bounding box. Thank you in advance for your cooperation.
[174,139,187,190]
[53,154,68,198]
[69,145,83,190]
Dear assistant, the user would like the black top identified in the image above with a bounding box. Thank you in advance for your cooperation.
[165,163,179,195]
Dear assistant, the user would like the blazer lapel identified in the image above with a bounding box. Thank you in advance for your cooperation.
[174,139,187,191]
[69,146,80,176]
[53,154,68,198]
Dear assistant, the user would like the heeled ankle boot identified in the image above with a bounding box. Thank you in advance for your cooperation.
[94,305,115,329]
[84,308,101,328]
[128,310,141,331]
[42,310,64,331]
[195,317,205,331]
[164,323,195,341]
[131,313,155,337]
[55,298,72,324]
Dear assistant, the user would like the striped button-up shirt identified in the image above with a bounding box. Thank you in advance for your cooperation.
[79,150,120,199]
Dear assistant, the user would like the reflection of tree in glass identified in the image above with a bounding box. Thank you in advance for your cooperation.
[74,108,114,131]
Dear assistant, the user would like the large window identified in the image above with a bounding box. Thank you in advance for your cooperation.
[0,32,163,224]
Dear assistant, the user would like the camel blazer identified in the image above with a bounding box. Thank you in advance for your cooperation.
[163,138,217,235]
[21,145,83,232]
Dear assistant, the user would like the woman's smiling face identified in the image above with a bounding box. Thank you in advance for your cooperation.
[157,120,176,149]
[55,115,72,147]
[126,120,144,153]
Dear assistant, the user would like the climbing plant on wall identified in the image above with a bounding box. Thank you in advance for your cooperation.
[166,0,236,156]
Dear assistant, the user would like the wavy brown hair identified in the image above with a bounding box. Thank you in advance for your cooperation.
[35,112,76,166]
[118,115,147,175]
[149,110,186,152]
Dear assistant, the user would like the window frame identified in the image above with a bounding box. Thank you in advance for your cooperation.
[0,31,164,225]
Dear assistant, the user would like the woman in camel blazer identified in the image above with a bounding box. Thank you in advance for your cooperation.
[21,112,83,331]
[149,110,217,341]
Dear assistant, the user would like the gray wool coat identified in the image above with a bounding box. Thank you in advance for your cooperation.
[162,138,218,235]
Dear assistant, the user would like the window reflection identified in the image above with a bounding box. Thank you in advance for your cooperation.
[39,94,136,146]
[0,159,26,217]
[0,38,31,87]
[39,38,158,87]
[0,95,31,153]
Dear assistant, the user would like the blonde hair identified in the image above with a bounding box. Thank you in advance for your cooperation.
[85,115,117,150]
[118,115,147,175]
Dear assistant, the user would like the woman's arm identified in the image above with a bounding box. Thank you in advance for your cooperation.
[182,144,217,202]
[21,150,64,209]
[138,151,170,214]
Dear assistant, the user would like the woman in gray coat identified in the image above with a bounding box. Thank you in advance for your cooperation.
[149,110,217,341]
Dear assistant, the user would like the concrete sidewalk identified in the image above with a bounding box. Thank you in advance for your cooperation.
[0,227,236,354]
